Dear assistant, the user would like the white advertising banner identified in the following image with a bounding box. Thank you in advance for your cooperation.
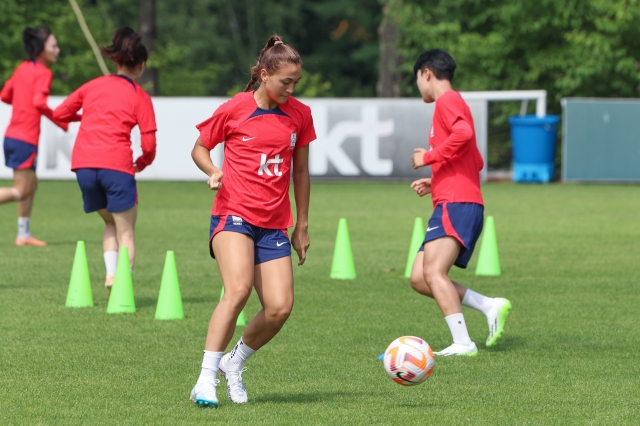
[0,96,487,181]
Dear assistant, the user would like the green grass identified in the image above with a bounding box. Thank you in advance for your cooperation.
[0,180,639,425]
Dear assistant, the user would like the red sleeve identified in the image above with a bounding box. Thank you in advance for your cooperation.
[136,92,157,134]
[195,103,230,150]
[33,69,68,130]
[423,118,473,165]
[135,132,157,171]
[53,85,85,122]
[295,107,316,149]
[0,76,14,105]
[134,92,157,171]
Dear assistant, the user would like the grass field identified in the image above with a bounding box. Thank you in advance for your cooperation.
[1,180,639,425]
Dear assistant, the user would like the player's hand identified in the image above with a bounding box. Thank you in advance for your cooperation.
[207,169,224,190]
[291,225,310,266]
[410,178,432,197]
[134,165,141,173]
[412,148,427,169]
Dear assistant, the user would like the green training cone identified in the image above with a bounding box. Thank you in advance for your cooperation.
[220,288,246,326]
[155,251,184,320]
[330,218,356,279]
[107,246,136,313]
[475,216,502,276]
[404,217,425,278]
[65,241,94,308]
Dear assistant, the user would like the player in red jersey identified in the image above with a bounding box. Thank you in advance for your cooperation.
[53,27,156,293]
[409,49,511,356]
[0,26,72,246]
[189,34,315,408]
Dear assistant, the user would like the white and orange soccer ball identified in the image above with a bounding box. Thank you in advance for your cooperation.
[383,336,435,386]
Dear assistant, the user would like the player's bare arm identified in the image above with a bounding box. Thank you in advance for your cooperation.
[412,148,428,169]
[410,178,432,197]
[191,137,223,190]
[291,144,310,266]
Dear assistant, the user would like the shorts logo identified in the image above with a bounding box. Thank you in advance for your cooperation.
[427,226,439,232]
[290,132,297,150]
[232,216,243,225]
[258,154,284,176]
[276,241,287,247]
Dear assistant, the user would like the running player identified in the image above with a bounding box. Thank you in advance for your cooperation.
[53,27,156,293]
[0,26,72,246]
[189,34,315,408]
[409,49,511,356]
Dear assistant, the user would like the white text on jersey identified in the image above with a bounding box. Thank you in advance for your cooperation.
[258,154,284,176]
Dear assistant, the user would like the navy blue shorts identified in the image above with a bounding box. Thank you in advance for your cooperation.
[419,202,484,268]
[209,215,291,265]
[4,137,37,170]
[75,168,138,213]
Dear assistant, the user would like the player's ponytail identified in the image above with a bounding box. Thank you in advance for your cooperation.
[244,34,302,92]
[100,27,148,68]
[23,26,52,60]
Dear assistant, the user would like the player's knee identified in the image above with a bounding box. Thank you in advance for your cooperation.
[10,187,22,201]
[221,287,252,309]
[409,273,422,291]
[265,304,292,326]
[422,266,444,287]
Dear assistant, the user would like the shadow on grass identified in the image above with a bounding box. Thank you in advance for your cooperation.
[485,335,526,352]
[181,297,213,304]
[252,390,353,405]
[46,239,102,246]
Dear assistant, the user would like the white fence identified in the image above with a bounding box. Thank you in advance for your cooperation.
[0,91,546,182]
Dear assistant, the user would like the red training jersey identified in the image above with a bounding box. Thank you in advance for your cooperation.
[0,60,68,145]
[196,91,316,229]
[422,90,484,207]
[53,75,157,175]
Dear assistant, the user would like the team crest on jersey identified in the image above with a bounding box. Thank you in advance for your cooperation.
[232,216,243,225]
[290,132,297,150]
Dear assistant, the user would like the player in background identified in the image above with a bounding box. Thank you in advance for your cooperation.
[53,27,156,293]
[409,49,511,356]
[0,26,72,246]
[189,34,315,408]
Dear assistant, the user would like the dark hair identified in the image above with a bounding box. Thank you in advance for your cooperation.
[244,34,302,92]
[23,26,52,60]
[413,49,457,82]
[100,27,148,68]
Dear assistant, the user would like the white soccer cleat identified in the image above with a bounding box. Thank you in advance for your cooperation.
[218,354,249,404]
[486,298,512,347]
[190,379,219,408]
[434,342,478,357]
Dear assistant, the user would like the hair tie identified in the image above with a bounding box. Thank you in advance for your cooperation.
[274,41,284,45]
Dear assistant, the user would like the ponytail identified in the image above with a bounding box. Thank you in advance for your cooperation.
[23,26,52,60]
[100,26,148,68]
[244,34,302,92]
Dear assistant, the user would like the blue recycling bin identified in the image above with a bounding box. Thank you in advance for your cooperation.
[508,114,560,183]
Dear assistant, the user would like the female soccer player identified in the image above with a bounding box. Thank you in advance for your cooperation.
[53,27,156,292]
[189,34,315,408]
[409,49,511,356]
[0,26,71,246]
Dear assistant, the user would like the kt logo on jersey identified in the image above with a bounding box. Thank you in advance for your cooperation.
[258,154,284,176]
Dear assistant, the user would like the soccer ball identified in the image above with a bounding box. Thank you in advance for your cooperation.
[383,336,435,386]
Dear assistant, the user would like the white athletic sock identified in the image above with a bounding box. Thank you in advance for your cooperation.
[103,251,118,277]
[17,217,30,238]
[226,338,256,370]
[462,289,495,315]
[444,313,472,345]
[197,350,224,384]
